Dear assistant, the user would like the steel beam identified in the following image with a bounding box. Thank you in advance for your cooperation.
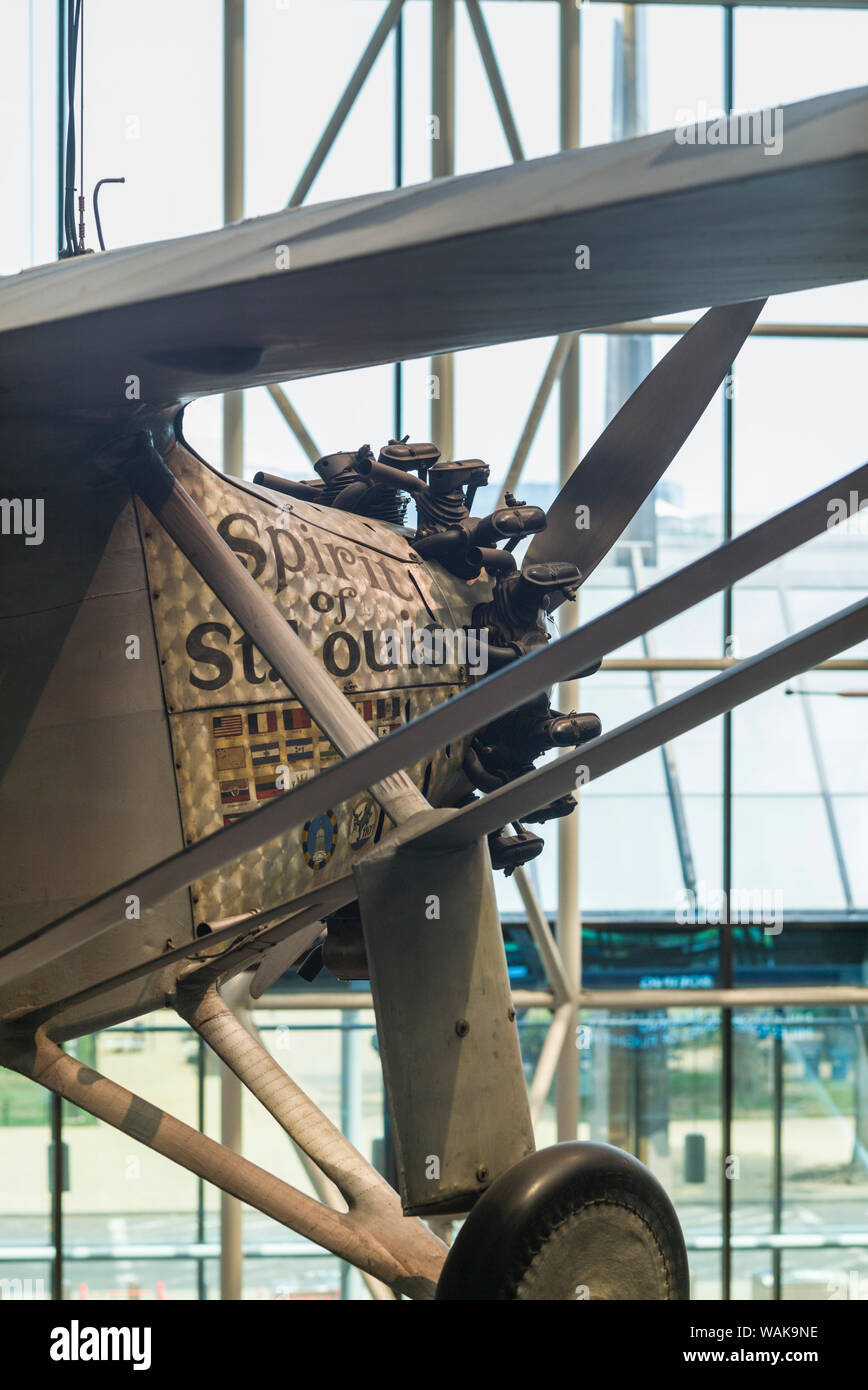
[235,984,868,1011]
[220,1055,243,1300]
[603,658,868,672]
[498,335,575,504]
[265,386,321,464]
[289,0,405,208]
[529,1002,575,1125]
[272,3,407,459]
[2,1022,445,1298]
[349,0,868,7]
[627,545,697,895]
[555,0,581,1146]
[777,584,854,911]
[588,320,868,340]
[251,989,554,1011]
[222,0,245,479]
[578,986,868,1009]
[465,0,524,161]
[512,866,570,1005]
[431,0,455,459]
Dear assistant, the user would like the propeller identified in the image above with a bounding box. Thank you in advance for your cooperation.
[524,299,765,607]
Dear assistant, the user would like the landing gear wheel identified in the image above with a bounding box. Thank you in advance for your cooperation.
[435,1142,689,1301]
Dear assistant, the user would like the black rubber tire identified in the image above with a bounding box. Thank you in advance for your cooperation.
[435,1141,689,1301]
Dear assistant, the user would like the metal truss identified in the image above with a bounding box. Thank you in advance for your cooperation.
[206,0,868,1298]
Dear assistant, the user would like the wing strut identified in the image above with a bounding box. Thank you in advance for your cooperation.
[0,460,865,987]
[426,597,868,851]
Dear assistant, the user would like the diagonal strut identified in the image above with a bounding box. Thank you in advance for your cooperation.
[0,462,864,986]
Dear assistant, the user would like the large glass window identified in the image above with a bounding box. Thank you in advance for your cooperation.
[1,1,865,1301]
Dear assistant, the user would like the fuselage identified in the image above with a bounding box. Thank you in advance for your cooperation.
[0,437,484,1038]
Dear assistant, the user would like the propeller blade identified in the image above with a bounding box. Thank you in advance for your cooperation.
[1,459,863,989]
[524,299,764,596]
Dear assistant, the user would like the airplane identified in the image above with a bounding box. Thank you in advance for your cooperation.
[0,71,867,1299]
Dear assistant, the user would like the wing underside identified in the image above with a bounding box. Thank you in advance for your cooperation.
[0,86,865,424]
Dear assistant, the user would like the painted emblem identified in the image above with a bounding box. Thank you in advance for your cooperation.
[348,797,377,851]
[302,811,338,870]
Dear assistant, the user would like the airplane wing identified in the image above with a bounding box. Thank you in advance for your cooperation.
[1,86,866,1023]
[0,85,866,425]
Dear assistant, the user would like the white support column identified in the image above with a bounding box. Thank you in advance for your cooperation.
[555,0,581,1144]
[221,2,246,1289]
[431,0,455,459]
[220,1058,244,1300]
[222,0,245,478]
